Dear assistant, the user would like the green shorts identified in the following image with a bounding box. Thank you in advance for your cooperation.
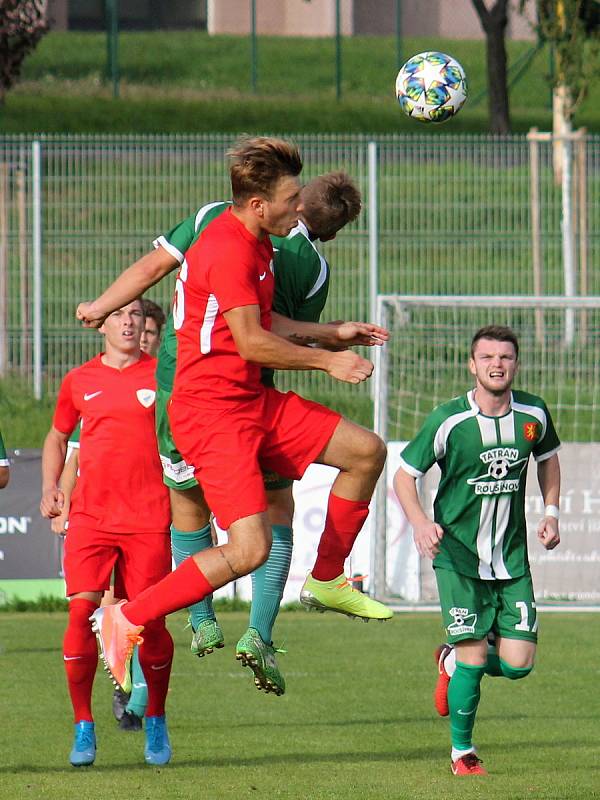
[435,566,538,644]
[156,387,294,493]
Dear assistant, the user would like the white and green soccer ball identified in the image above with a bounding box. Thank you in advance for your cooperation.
[395,51,468,123]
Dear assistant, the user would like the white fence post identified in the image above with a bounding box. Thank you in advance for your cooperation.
[561,135,576,346]
[32,140,42,400]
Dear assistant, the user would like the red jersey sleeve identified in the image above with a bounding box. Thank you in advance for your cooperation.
[53,371,80,436]
[207,240,260,314]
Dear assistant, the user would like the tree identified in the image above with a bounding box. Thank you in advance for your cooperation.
[0,0,49,105]
[531,1,600,135]
[471,0,511,133]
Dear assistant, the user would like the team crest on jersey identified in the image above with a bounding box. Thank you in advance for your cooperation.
[447,606,477,636]
[523,422,539,441]
[136,389,156,408]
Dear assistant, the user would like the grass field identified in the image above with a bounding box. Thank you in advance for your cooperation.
[1,610,598,799]
[2,31,599,133]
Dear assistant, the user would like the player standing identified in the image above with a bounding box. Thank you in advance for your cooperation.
[90,136,391,693]
[393,325,561,776]
[140,299,166,357]
[40,300,174,767]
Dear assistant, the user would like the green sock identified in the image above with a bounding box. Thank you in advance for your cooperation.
[126,646,147,718]
[170,523,215,630]
[485,651,503,677]
[249,525,293,643]
[448,661,486,752]
[499,658,533,680]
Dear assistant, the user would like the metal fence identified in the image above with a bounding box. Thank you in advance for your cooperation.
[0,132,598,401]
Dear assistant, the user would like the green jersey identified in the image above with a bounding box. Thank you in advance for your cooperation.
[0,426,7,466]
[399,389,561,581]
[154,204,330,391]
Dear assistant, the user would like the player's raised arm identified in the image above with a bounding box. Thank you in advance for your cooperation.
[77,247,179,328]
[271,312,389,349]
[224,305,374,385]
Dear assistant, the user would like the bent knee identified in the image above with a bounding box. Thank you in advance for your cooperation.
[500,657,534,679]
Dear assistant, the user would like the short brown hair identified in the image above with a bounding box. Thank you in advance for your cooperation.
[471,325,519,358]
[300,171,362,240]
[141,298,166,334]
[227,136,303,204]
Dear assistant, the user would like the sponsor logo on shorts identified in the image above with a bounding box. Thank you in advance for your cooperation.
[160,454,195,483]
[447,606,478,636]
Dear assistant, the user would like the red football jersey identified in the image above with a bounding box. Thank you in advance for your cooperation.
[53,352,170,533]
[172,208,274,407]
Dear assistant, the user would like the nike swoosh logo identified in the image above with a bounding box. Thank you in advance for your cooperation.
[150,662,171,671]
[84,391,102,401]
[457,708,474,716]
[259,272,267,281]
[63,655,82,661]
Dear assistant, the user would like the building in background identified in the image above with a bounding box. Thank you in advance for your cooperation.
[48,0,207,31]
[47,0,535,39]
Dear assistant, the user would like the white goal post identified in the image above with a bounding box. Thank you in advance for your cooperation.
[372,295,600,609]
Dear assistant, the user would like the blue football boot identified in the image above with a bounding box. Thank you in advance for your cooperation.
[69,720,96,766]
[144,715,171,765]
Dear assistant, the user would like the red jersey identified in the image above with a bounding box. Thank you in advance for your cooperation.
[53,352,170,533]
[172,208,274,407]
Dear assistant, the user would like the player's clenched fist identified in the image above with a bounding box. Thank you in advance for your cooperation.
[76,301,107,328]
[40,487,65,519]
[325,350,374,384]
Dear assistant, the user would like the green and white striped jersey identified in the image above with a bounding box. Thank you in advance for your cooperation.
[154,203,330,391]
[0,426,8,466]
[399,389,561,580]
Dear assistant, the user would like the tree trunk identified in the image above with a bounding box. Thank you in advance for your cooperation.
[553,82,573,183]
[471,0,511,133]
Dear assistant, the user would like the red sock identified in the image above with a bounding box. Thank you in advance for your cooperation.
[123,557,214,627]
[312,494,370,581]
[139,620,174,717]
[63,598,98,723]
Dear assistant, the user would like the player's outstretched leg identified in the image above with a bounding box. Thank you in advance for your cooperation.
[69,721,96,767]
[236,627,286,696]
[90,601,144,692]
[300,571,393,620]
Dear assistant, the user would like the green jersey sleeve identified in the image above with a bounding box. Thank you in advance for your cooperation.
[153,213,196,263]
[0,426,8,466]
[398,407,448,477]
[532,401,561,461]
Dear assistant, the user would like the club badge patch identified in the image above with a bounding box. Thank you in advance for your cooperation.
[523,422,539,441]
[136,389,156,408]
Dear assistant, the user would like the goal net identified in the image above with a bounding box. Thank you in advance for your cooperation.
[372,295,600,609]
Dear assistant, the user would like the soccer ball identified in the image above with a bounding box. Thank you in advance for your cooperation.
[395,51,468,123]
[488,459,508,480]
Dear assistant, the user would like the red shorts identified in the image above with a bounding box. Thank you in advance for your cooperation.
[63,526,172,599]
[169,388,341,530]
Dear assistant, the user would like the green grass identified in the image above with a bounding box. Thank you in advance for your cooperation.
[1,31,598,133]
[0,610,598,799]
[0,379,55,448]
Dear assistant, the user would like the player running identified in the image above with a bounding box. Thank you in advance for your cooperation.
[77,170,390,695]
[393,325,561,776]
[40,300,174,767]
[87,136,391,697]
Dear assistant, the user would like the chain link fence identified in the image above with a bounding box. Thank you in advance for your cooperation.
[0,133,597,403]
